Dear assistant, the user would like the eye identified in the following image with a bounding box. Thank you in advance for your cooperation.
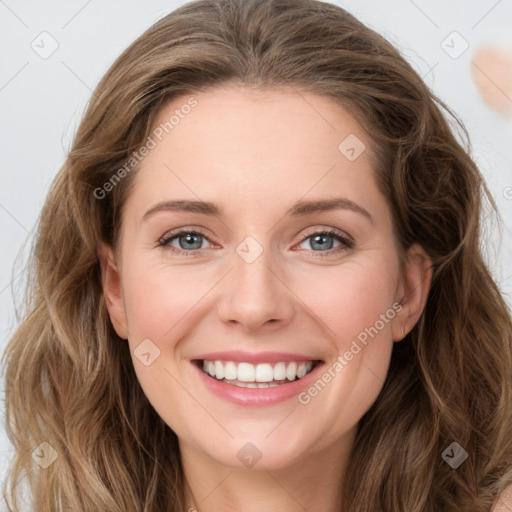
[158,229,213,256]
[157,227,354,257]
[296,228,354,255]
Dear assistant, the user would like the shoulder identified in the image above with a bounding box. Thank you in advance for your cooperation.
[492,484,512,512]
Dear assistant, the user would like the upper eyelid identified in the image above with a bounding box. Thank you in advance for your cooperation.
[299,226,353,243]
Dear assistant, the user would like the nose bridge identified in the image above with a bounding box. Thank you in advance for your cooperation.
[215,235,294,331]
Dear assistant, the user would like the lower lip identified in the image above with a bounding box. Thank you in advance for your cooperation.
[192,361,324,406]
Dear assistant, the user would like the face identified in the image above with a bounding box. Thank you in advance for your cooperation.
[101,84,432,471]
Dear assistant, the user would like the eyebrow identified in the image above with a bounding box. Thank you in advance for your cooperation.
[142,197,374,223]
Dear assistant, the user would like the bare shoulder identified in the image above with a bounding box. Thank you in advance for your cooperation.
[492,483,512,512]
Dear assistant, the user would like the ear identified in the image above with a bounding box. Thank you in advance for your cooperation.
[98,242,128,340]
[392,243,433,342]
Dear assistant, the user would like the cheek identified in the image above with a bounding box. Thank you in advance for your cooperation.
[292,257,399,346]
[120,261,206,429]
[122,260,205,340]
[292,260,399,436]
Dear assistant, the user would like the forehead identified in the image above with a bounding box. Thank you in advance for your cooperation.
[124,84,386,224]
[150,84,368,157]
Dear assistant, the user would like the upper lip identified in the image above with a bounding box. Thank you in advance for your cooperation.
[192,350,322,365]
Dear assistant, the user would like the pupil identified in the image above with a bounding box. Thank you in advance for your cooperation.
[312,234,333,250]
[181,233,201,249]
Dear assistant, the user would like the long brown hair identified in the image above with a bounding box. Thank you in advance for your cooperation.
[2,0,512,510]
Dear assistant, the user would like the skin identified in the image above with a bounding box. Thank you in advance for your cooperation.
[472,45,512,120]
[100,84,433,512]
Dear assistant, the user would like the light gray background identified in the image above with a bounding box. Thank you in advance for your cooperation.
[1,1,512,508]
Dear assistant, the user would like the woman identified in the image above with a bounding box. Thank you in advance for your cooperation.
[2,0,512,510]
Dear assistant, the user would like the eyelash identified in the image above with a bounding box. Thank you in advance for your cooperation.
[157,228,354,257]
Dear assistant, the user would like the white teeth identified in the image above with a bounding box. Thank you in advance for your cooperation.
[273,362,286,381]
[255,363,274,382]
[214,361,224,380]
[200,359,317,383]
[286,362,297,381]
[237,362,255,382]
[224,361,237,380]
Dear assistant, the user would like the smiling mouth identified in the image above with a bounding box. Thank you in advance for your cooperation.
[196,359,321,388]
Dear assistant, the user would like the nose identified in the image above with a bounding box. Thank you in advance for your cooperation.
[215,243,296,334]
